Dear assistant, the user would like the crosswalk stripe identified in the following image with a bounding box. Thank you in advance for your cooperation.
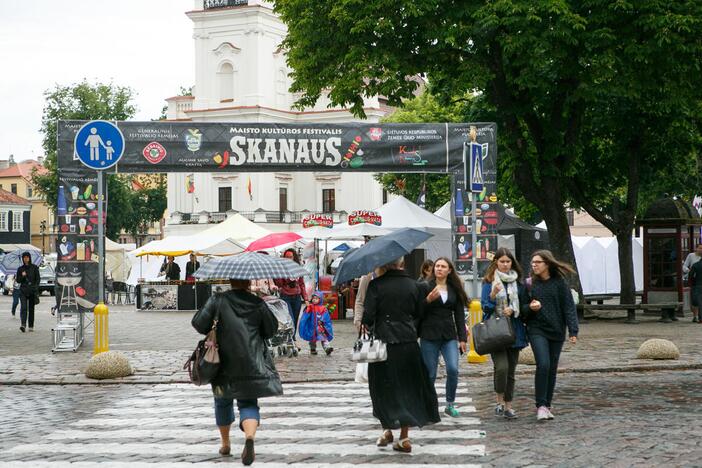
[94,405,478,416]
[46,428,487,441]
[134,387,473,398]
[69,416,483,428]
[5,442,486,457]
[111,396,474,406]
[4,463,481,468]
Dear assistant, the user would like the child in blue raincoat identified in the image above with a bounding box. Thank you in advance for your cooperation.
[298,291,334,355]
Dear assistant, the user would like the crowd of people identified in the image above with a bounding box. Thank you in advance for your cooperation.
[190,246,584,463]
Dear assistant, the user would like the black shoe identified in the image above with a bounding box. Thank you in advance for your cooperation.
[325,347,334,356]
[19,326,25,333]
[310,349,318,355]
[670,316,679,322]
[241,438,255,466]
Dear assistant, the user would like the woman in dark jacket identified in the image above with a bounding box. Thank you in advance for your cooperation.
[273,248,308,342]
[16,251,40,333]
[418,257,469,418]
[523,250,578,421]
[362,256,440,454]
[192,279,283,464]
[480,247,530,419]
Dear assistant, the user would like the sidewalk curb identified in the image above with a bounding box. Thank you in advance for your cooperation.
[1,362,700,385]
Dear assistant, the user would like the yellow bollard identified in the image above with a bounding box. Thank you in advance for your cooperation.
[467,299,488,363]
[93,301,109,355]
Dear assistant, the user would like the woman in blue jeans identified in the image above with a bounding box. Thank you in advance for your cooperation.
[418,257,469,417]
[192,278,283,464]
[522,250,579,421]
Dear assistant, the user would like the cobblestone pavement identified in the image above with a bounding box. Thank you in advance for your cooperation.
[0,294,701,384]
[0,371,700,466]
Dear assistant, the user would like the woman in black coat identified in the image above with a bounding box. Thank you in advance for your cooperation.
[417,257,469,418]
[362,257,440,453]
[192,279,283,464]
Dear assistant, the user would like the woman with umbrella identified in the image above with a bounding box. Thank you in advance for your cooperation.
[192,253,300,464]
[362,256,440,453]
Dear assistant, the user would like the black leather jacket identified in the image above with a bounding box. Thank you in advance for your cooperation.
[16,263,39,297]
[362,269,421,344]
[192,289,283,400]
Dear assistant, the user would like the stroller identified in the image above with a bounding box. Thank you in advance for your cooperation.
[263,296,298,358]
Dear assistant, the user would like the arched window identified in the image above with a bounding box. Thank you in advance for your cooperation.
[218,62,234,102]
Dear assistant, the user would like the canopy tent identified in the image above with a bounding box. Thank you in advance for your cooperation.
[199,213,271,246]
[374,196,451,260]
[572,236,643,295]
[105,238,132,282]
[131,235,245,258]
[434,201,451,221]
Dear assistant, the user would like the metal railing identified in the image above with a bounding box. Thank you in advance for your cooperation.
[171,210,347,225]
[204,0,248,9]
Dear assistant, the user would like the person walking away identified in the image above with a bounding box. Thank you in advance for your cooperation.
[417,257,469,417]
[683,243,702,322]
[417,259,434,283]
[9,274,20,317]
[274,248,308,343]
[185,253,201,281]
[687,256,702,325]
[523,250,578,421]
[362,257,440,453]
[480,248,530,419]
[353,269,383,332]
[16,252,40,332]
[298,291,334,355]
[192,278,283,465]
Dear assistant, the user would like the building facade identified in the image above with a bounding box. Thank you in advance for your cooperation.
[0,157,53,251]
[0,188,32,245]
[164,0,395,235]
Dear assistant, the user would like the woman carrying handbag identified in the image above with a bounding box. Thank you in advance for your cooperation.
[417,257,469,418]
[480,248,530,419]
[362,256,440,453]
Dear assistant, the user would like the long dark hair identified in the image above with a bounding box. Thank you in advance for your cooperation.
[483,247,524,283]
[282,248,300,265]
[419,259,434,280]
[431,257,470,307]
[530,249,576,280]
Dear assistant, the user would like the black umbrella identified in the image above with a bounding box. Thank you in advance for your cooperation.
[333,228,433,285]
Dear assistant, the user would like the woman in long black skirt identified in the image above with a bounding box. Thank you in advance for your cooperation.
[362,256,440,453]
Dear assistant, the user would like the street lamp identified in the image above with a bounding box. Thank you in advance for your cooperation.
[39,220,46,254]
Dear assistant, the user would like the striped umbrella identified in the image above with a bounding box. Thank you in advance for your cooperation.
[194,252,306,280]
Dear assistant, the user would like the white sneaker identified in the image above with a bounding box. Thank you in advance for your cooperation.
[546,407,554,419]
[28,327,34,332]
[536,406,550,421]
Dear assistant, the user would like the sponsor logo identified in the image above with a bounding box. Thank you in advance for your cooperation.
[142,142,167,164]
[185,129,202,152]
[369,127,382,141]
[348,210,382,226]
[302,214,334,229]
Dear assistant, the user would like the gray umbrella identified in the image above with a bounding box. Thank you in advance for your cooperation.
[333,228,433,285]
[0,249,43,274]
[194,252,307,280]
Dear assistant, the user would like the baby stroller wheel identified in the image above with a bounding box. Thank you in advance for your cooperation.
[277,347,283,357]
[292,348,298,357]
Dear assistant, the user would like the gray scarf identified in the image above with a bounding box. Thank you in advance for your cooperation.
[492,269,520,318]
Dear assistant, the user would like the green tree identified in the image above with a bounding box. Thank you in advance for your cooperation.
[32,80,167,241]
[274,0,702,295]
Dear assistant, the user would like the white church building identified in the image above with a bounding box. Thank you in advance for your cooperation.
[164,0,401,235]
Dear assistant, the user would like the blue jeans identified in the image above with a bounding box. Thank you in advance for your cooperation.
[11,288,20,316]
[420,338,459,404]
[214,398,260,428]
[529,334,564,408]
[281,294,302,340]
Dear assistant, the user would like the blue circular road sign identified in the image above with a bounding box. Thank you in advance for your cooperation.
[73,120,125,170]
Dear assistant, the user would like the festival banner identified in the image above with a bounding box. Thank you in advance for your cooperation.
[302,214,334,229]
[348,210,382,226]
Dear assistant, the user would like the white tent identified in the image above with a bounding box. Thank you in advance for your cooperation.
[200,214,271,246]
[373,196,452,260]
[434,201,451,221]
[105,238,131,282]
[572,236,643,295]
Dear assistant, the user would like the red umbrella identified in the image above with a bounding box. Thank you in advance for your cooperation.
[245,232,302,251]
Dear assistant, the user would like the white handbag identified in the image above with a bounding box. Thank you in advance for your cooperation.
[351,332,387,363]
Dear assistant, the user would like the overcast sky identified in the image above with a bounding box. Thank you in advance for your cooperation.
[0,0,194,161]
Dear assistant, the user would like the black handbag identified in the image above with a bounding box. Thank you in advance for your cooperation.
[472,314,515,355]
[184,308,221,386]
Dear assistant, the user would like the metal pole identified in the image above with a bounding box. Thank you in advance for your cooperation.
[471,194,478,298]
[98,171,104,303]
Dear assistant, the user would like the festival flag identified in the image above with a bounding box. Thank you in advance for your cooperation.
[416,180,427,209]
[247,176,253,200]
[185,174,195,193]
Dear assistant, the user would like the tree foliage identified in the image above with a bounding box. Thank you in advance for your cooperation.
[275,0,702,294]
[32,80,166,240]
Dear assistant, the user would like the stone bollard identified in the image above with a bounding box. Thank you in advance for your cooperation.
[85,351,133,379]
[518,345,536,365]
[636,339,680,360]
